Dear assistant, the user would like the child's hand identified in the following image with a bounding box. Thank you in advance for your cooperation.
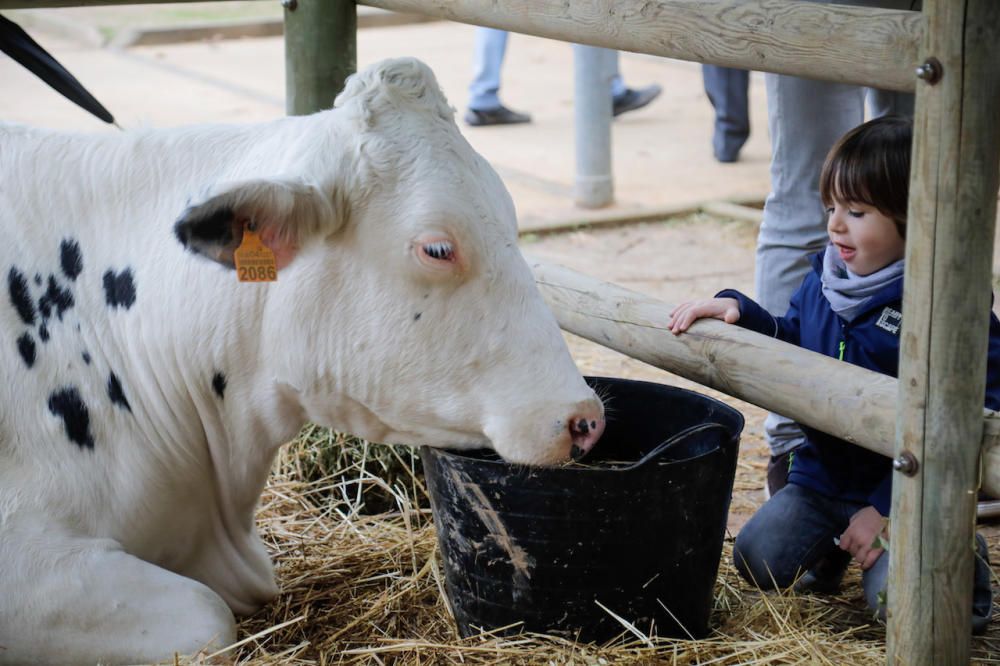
[668,298,740,335]
[838,506,888,570]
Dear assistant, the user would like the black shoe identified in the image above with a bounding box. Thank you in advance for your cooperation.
[713,143,744,163]
[714,150,741,164]
[973,532,993,635]
[712,126,750,163]
[794,549,851,595]
[612,84,662,117]
[464,105,532,127]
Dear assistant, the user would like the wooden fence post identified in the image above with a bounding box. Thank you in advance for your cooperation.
[888,1,1000,663]
[284,0,356,116]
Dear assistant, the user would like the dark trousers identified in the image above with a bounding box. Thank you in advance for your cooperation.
[734,483,993,632]
[701,65,750,162]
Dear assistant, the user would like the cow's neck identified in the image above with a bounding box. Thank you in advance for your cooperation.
[11,122,315,553]
[130,268,306,520]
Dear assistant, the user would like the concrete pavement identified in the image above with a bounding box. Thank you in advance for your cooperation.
[0,15,773,232]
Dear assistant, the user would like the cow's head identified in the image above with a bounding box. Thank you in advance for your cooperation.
[173,57,604,465]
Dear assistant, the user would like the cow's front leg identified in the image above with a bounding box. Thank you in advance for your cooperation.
[0,536,236,665]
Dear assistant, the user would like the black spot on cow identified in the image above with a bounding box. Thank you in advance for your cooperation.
[103,268,136,309]
[47,387,94,450]
[60,239,83,281]
[212,372,227,399]
[107,372,132,413]
[82,351,91,365]
[38,275,74,321]
[17,333,35,368]
[414,312,422,321]
[38,324,49,342]
[34,274,42,286]
[174,206,236,249]
[8,267,35,325]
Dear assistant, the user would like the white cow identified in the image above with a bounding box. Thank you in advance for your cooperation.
[0,57,605,664]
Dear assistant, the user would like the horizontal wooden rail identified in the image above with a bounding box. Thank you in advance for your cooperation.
[528,257,1000,497]
[359,0,922,92]
[0,0,923,91]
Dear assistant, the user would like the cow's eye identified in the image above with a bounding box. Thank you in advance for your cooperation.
[422,240,455,262]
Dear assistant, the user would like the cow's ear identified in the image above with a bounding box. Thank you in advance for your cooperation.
[173,178,337,269]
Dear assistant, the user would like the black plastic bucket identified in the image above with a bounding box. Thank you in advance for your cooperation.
[420,376,744,642]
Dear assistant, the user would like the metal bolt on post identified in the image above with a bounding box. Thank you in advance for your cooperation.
[915,57,942,84]
[893,450,919,476]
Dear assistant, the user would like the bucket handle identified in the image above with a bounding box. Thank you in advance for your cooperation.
[625,422,732,470]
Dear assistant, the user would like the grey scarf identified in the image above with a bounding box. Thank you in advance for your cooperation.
[821,243,904,323]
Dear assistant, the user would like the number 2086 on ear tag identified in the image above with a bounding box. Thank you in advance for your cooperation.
[234,225,278,282]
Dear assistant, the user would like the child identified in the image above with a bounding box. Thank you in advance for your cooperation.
[668,115,997,632]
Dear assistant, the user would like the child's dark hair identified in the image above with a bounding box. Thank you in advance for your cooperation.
[819,115,912,238]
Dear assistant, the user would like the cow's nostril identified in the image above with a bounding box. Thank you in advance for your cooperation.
[568,407,605,462]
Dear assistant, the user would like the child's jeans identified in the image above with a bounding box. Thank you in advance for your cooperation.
[734,483,993,633]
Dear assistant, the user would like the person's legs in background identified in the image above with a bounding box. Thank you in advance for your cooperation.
[468,27,507,111]
[757,74,866,495]
[757,74,916,497]
[466,28,531,126]
[701,65,750,163]
[467,38,662,125]
[609,54,626,102]
[608,51,663,117]
[754,0,922,495]
[866,88,915,120]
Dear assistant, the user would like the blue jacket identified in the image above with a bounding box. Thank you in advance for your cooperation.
[717,252,1000,515]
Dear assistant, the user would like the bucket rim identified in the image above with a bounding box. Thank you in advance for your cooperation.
[420,376,745,474]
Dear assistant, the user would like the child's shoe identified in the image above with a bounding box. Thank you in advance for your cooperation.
[794,550,851,595]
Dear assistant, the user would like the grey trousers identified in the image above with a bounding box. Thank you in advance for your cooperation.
[756,0,918,456]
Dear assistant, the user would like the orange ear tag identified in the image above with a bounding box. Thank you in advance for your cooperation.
[233,225,278,283]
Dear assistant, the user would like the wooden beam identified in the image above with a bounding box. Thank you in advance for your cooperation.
[359,0,921,92]
[284,0,356,116]
[528,258,1000,499]
[0,0,922,91]
[888,0,1000,662]
[531,258,900,452]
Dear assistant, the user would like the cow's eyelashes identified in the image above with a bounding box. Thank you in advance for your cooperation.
[422,241,455,262]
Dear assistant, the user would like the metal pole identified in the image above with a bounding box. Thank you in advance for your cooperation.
[572,43,614,209]
[283,0,356,116]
